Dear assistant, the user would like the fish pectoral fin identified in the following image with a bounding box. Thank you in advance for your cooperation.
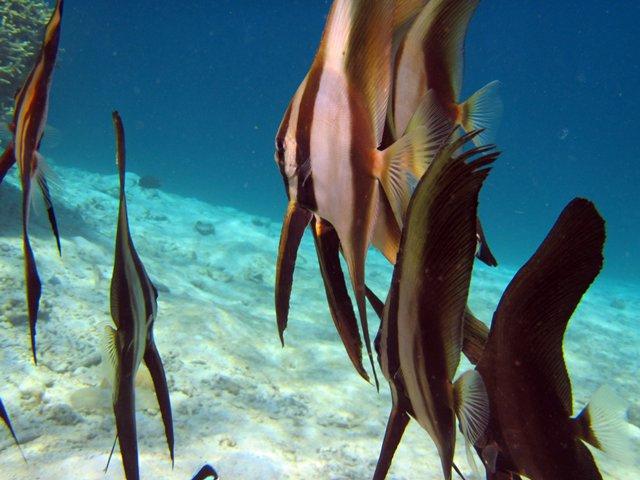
[103,325,120,382]
[459,80,503,146]
[405,89,453,149]
[0,143,16,184]
[34,156,62,256]
[143,340,175,466]
[573,385,632,463]
[453,370,490,478]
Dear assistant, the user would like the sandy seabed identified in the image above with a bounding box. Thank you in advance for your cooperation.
[0,162,639,479]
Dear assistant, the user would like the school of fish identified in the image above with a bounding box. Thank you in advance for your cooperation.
[0,1,630,479]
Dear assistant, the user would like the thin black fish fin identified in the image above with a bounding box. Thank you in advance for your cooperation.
[0,398,26,462]
[275,201,312,345]
[144,338,175,466]
[312,216,369,381]
[487,198,605,415]
[22,184,42,365]
[191,464,219,480]
[104,434,117,473]
[114,372,140,480]
[462,307,488,365]
[452,461,468,480]
[475,217,497,266]
[372,389,410,480]
[36,172,61,255]
[0,143,16,184]
[365,285,385,322]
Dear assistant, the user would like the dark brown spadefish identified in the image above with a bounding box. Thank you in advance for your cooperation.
[374,130,498,480]
[0,0,64,364]
[475,198,623,480]
[106,112,174,480]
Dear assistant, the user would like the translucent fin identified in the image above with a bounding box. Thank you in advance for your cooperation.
[34,155,61,256]
[103,325,119,387]
[454,370,490,478]
[460,80,503,146]
[573,385,632,463]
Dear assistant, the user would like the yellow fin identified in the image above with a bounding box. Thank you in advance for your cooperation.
[377,95,453,228]
[101,325,119,387]
[574,385,632,463]
[454,370,489,477]
[460,80,503,146]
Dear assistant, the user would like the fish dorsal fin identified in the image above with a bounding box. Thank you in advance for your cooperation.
[486,198,605,415]
[323,0,393,146]
[408,0,479,101]
[395,130,497,380]
[112,111,127,199]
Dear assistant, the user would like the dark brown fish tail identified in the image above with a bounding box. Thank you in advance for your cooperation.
[275,202,312,345]
[22,191,42,365]
[144,339,175,465]
[312,217,368,381]
[0,144,16,184]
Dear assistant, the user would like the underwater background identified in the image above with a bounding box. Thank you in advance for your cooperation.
[1,0,639,479]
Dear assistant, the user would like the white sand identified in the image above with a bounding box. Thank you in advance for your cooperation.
[0,162,638,479]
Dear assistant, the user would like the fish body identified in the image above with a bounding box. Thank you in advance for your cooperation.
[0,0,64,364]
[374,131,496,479]
[476,198,608,479]
[108,112,174,480]
[275,0,448,385]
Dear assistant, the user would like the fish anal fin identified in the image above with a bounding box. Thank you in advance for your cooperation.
[113,366,139,480]
[143,339,174,465]
[22,215,42,365]
[0,143,16,184]
[372,389,410,480]
[453,370,489,478]
[459,80,503,146]
[312,217,368,382]
[275,202,312,345]
[573,385,631,463]
[371,192,401,264]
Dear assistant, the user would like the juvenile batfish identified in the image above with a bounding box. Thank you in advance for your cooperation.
[374,131,497,480]
[476,198,627,480]
[0,0,64,363]
[106,112,174,480]
[275,0,445,387]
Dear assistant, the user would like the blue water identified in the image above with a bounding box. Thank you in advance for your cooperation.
[43,1,640,282]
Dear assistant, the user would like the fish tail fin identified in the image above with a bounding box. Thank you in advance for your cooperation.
[0,399,27,462]
[143,339,175,466]
[453,370,490,480]
[0,143,16,184]
[275,202,312,346]
[377,91,453,228]
[459,80,503,146]
[573,385,632,462]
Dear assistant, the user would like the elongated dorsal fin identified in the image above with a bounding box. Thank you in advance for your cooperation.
[486,198,605,415]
